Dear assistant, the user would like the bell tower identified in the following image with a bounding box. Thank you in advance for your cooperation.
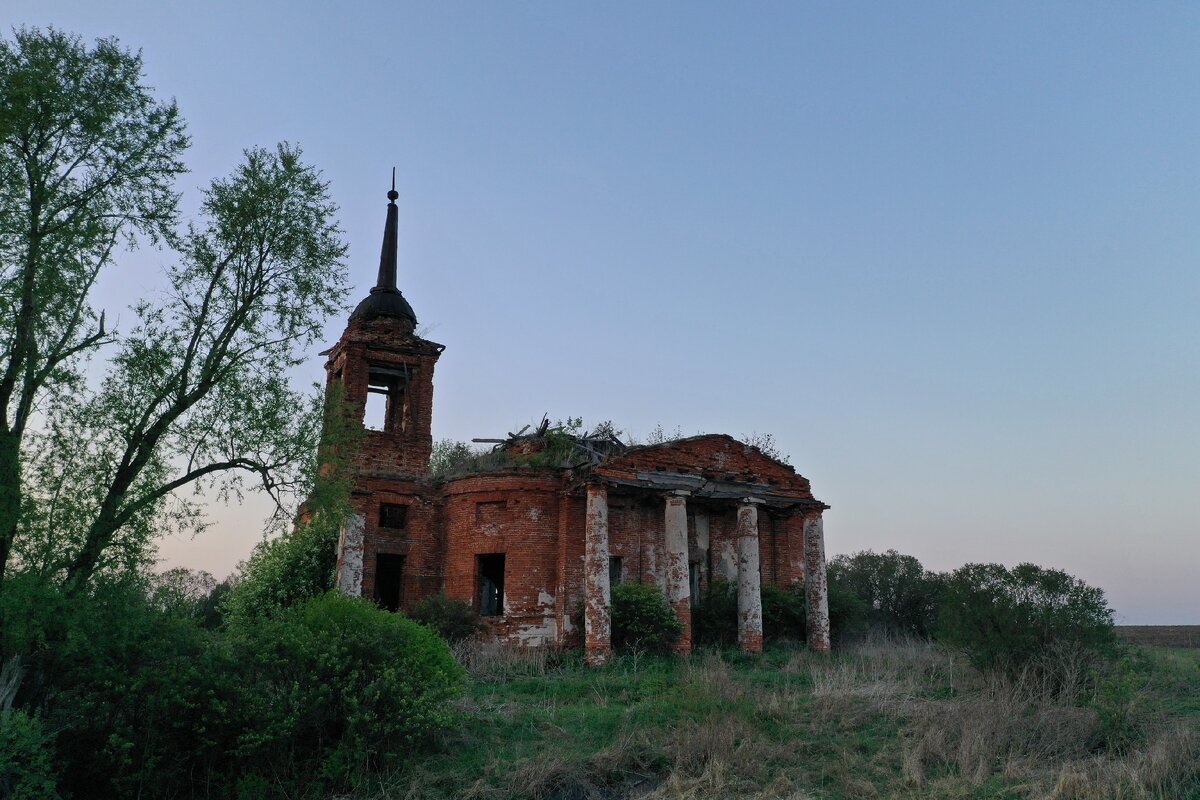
[323,180,443,477]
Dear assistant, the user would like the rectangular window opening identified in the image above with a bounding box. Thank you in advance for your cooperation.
[366,365,410,433]
[379,503,408,529]
[364,390,388,431]
[689,562,701,609]
[609,556,623,587]
[374,553,405,612]
[477,553,505,617]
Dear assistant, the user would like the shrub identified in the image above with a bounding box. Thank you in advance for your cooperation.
[5,575,240,800]
[692,578,738,646]
[231,591,465,790]
[937,562,1116,677]
[761,582,806,641]
[222,511,340,625]
[827,549,945,637]
[409,592,480,642]
[827,576,871,643]
[0,709,56,800]
[610,582,682,654]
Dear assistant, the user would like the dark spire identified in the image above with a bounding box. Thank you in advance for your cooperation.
[375,168,400,290]
[349,170,417,328]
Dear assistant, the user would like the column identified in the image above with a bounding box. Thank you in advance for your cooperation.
[736,499,765,653]
[663,491,692,653]
[584,484,611,666]
[336,512,366,596]
[804,514,831,652]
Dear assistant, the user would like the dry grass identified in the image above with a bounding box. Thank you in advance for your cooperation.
[361,639,1200,800]
[451,638,568,681]
[1048,723,1200,800]
[1116,625,1200,648]
[902,676,1101,786]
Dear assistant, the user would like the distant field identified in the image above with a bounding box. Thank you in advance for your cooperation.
[1117,625,1200,648]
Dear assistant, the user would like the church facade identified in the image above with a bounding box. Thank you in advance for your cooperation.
[324,188,831,663]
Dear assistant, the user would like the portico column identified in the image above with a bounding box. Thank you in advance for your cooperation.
[803,514,831,652]
[584,484,612,666]
[736,498,765,653]
[336,512,366,596]
[663,491,692,653]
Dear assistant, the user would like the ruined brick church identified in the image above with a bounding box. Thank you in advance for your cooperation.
[325,187,831,663]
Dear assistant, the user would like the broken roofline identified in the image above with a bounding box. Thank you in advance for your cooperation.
[591,468,830,510]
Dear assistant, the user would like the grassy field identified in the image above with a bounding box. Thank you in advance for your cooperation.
[359,639,1200,799]
[1117,626,1200,648]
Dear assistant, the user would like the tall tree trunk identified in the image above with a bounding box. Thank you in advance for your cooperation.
[0,430,21,587]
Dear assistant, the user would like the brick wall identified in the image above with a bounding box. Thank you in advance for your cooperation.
[441,471,564,645]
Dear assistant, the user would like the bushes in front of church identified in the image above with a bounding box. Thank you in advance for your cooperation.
[693,577,872,647]
[827,549,945,638]
[229,591,465,789]
[610,582,682,653]
[1,575,464,799]
[936,562,1116,678]
[410,591,481,641]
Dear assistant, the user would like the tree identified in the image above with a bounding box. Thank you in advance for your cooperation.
[50,144,346,590]
[827,549,945,637]
[937,562,1116,676]
[0,27,188,583]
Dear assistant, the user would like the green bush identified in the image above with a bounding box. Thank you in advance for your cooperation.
[693,578,738,647]
[409,591,480,642]
[761,582,806,641]
[222,511,340,625]
[827,549,945,637]
[827,575,871,642]
[610,582,682,654]
[2,575,240,800]
[0,709,57,800]
[231,591,465,789]
[937,562,1116,677]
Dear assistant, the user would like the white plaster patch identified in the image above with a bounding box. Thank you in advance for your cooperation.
[716,540,738,581]
[517,618,558,647]
[694,512,710,552]
[527,506,543,522]
[336,513,366,597]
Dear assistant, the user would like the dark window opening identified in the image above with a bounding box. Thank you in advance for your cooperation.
[689,562,701,609]
[365,365,410,433]
[609,556,623,587]
[374,553,405,612]
[380,503,408,529]
[477,553,505,616]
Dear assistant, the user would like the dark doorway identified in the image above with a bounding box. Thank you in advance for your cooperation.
[477,553,505,616]
[609,556,623,587]
[374,553,405,611]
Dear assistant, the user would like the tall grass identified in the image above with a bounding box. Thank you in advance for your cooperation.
[368,639,1200,799]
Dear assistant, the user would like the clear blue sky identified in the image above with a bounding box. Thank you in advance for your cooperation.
[10,2,1199,623]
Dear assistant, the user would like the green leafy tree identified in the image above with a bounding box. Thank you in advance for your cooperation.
[29,144,346,592]
[0,27,188,584]
[937,562,1116,676]
[828,549,945,637]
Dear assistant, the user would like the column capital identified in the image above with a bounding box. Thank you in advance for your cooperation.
[664,489,691,503]
[739,496,766,506]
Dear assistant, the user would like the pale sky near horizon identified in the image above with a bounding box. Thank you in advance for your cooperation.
[7,3,1198,624]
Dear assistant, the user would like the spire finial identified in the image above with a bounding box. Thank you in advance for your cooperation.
[347,174,417,327]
